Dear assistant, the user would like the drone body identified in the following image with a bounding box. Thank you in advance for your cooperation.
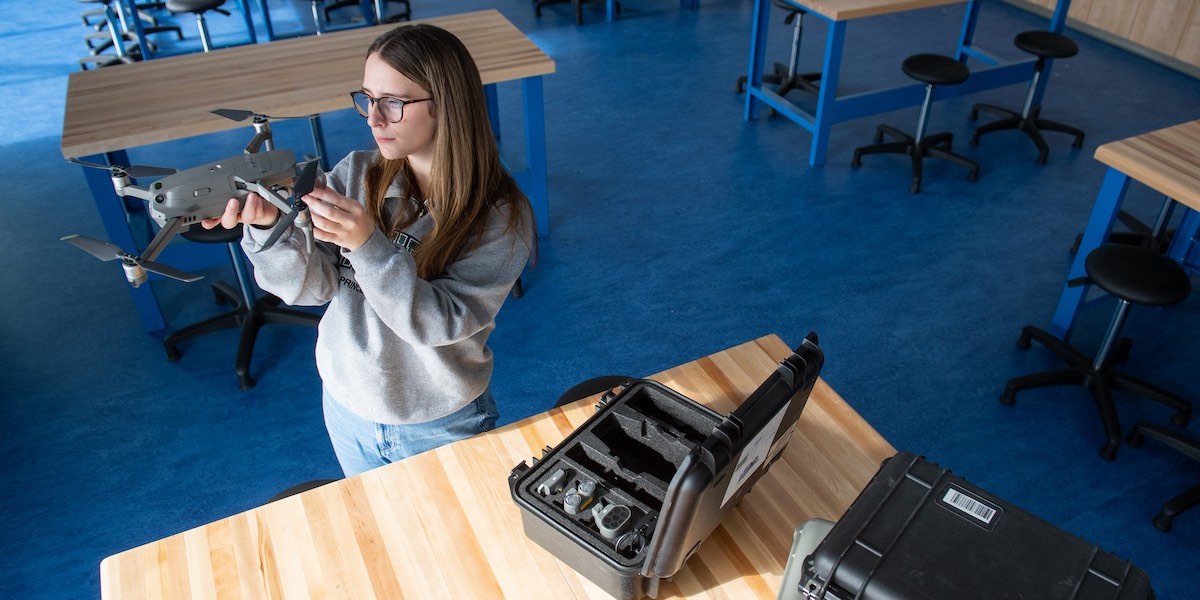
[63,110,319,287]
[130,149,297,229]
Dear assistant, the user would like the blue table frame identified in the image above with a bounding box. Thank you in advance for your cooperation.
[1048,119,1200,340]
[743,0,1071,166]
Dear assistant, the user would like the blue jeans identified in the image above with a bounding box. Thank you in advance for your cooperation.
[322,387,499,477]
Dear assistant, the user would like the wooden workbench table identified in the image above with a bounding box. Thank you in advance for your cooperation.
[99,334,896,599]
[1051,119,1200,338]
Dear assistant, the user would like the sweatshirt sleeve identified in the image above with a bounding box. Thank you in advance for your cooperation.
[344,203,532,348]
[237,159,357,306]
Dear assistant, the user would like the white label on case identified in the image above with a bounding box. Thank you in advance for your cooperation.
[721,406,787,508]
[943,487,996,524]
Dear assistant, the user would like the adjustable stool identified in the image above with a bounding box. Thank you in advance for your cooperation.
[1002,244,1193,460]
[78,0,142,69]
[851,54,979,194]
[163,225,322,390]
[165,0,229,52]
[1127,421,1200,531]
[970,30,1085,165]
[735,0,821,98]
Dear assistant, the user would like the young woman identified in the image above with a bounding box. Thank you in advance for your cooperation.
[203,24,536,477]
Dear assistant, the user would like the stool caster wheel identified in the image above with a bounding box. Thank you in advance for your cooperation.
[1016,329,1032,349]
[969,133,980,147]
[237,371,256,391]
[873,126,885,143]
[969,106,979,120]
[909,181,921,194]
[1000,388,1016,406]
[967,169,979,183]
[1127,430,1144,447]
[1152,511,1175,532]
[1036,153,1048,166]
[1072,135,1084,149]
[850,154,862,168]
[735,76,746,93]
[165,345,182,362]
[1098,442,1118,461]
[1171,411,1190,428]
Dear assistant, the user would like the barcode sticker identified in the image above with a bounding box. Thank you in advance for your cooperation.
[943,487,996,524]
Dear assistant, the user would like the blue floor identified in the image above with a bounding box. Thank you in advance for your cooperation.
[2,1,1199,598]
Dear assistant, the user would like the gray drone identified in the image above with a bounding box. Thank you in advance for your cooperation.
[63,109,320,287]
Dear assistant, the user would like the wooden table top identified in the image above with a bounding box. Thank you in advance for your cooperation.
[61,9,555,159]
[1094,119,1200,211]
[780,0,963,21]
[99,334,895,599]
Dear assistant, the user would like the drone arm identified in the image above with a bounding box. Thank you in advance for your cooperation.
[141,217,185,262]
[249,181,293,214]
[244,130,272,154]
[113,181,155,202]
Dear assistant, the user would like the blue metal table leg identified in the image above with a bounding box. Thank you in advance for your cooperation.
[807,20,845,167]
[77,153,168,334]
[1049,167,1129,339]
[485,84,501,144]
[607,0,616,21]
[743,0,772,121]
[956,0,981,61]
[522,76,550,238]
[1028,0,1071,107]
[253,0,279,40]
[1167,207,1200,269]
[238,0,258,44]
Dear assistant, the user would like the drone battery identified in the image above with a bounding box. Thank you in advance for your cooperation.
[795,452,1155,600]
[509,334,824,600]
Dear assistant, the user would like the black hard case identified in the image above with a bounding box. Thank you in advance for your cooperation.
[801,452,1156,600]
[509,334,824,600]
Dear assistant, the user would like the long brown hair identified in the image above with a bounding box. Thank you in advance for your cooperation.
[362,24,535,279]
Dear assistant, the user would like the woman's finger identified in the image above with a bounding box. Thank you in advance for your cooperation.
[220,198,241,229]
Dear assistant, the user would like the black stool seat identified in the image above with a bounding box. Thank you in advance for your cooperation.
[852,53,978,193]
[163,224,322,390]
[901,53,969,85]
[1086,244,1191,306]
[970,29,1084,164]
[1002,243,1193,460]
[1015,30,1078,59]
[166,0,225,12]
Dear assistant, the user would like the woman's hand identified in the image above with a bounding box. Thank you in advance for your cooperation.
[200,193,280,230]
[304,184,375,251]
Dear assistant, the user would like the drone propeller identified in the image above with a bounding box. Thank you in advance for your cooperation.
[258,159,321,252]
[211,108,315,122]
[293,158,320,198]
[61,234,202,284]
[67,157,177,178]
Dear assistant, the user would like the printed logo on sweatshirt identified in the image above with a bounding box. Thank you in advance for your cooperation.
[336,231,422,293]
[393,231,421,253]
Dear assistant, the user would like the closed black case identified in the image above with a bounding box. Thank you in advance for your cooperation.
[509,333,824,599]
[800,452,1155,600]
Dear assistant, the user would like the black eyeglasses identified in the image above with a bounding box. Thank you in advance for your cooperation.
[350,91,432,123]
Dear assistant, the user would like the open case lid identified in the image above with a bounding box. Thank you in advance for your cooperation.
[641,332,824,579]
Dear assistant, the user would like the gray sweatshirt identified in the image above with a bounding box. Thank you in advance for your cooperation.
[241,150,532,424]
